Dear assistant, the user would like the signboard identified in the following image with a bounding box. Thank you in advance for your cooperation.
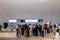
[17,19,20,23]
[38,19,43,23]
[9,20,17,23]
[25,20,38,22]
[9,19,43,23]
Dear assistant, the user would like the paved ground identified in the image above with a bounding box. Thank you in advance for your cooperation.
[0,32,60,40]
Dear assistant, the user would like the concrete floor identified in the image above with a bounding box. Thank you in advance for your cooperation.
[0,32,60,40]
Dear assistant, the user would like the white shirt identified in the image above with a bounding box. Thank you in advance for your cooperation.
[29,25,32,31]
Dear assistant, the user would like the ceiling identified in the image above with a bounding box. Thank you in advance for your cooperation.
[0,0,60,24]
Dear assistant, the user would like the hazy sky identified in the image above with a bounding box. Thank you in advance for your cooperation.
[0,0,60,24]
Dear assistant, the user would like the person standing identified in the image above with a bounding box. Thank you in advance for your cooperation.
[52,27,56,39]
[39,24,42,36]
[35,24,39,36]
[21,25,25,36]
[0,24,2,32]
[54,28,59,40]
[24,24,28,37]
[16,24,19,37]
[44,24,48,35]
[16,24,22,37]
[18,25,22,37]
[26,25,30,37]
[58,25,60,36]
[32,24,35,36]
[41,25,45,37]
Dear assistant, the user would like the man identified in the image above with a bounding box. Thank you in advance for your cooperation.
[44,24,48,35]
[16,24,21,37]
[32,24,35,36]
[26,25,30,37]
[58,25,60,35]
[39,24,42,36]
[0,24,2,32]
[41,26,45,37]
[18,25,22,37]
[24,24,28,37]
[21,25,24,36]
[29,24,33,36]
[35,24,39,36]
[16,25,19,37]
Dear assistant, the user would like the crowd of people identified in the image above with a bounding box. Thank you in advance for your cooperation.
[16,23,60,38]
